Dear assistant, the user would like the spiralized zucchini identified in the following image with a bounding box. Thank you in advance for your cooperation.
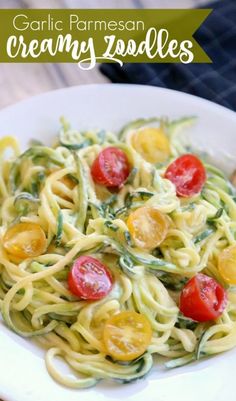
[1,116,236,388]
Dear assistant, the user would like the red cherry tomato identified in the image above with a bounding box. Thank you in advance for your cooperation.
[91,147,130,188]
[164,154,206,197]
[179,273,227,322]
[68,256,113,300]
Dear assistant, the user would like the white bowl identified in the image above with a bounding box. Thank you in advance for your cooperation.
[0,84,235,401]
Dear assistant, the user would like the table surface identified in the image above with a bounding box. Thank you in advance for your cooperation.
[0,0,210,110]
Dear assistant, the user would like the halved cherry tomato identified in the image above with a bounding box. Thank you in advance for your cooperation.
[179,273,227,322]
[164,154,206,197]
[3,222,47,259]
[127,207,168,250]
[218,245,236,285]
[68,256,113,300]
[91,147,130,188]
[131,127,170,163]
[103,311,152,361]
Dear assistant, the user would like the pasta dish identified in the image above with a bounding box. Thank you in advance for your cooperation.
[0,116,236,388]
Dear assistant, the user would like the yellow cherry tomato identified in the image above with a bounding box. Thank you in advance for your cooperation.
[218,245,236,285]
[103,311,152,361]
[127,207,168,250]
[3,222,47,259]
[131,127,170,164]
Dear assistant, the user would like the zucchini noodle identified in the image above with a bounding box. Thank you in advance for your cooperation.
[1,116,236,388]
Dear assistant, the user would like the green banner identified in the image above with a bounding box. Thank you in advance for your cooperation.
[0,9,212,68]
